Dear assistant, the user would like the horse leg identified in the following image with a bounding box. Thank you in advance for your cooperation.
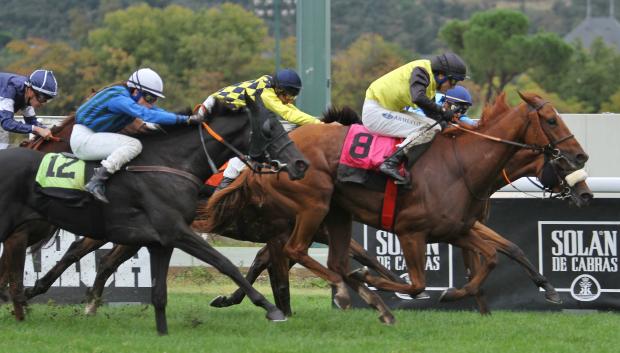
[350,232,429,297]
[173,232,286,322]
[5,232,28,321]
[462,248,490,315]
[266,235,294,316]
[348,239,430,300]
[439,230,498,304]
[0,248,10,302]
[85,245,140,315]
[471,221,561,304]
[210,244,271,308]
[147,245,173,335]
[283,207,350,309]
[26,237,107,299]
[325,208,395,324]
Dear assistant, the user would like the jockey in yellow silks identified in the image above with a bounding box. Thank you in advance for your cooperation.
[197,69,322,190]
[362,53,468,183]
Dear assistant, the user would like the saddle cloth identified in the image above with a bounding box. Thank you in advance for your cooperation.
[35,152,96,207]
[337,124,403,231]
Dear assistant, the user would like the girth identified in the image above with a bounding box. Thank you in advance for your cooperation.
[125,165,203,187]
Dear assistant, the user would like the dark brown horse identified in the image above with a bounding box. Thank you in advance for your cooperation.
[0,96,309,334]
[203,92,590,322]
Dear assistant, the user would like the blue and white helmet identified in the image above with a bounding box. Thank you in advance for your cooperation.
[127,68,165,98]
[25,69,58,97]
[444,85,472,106]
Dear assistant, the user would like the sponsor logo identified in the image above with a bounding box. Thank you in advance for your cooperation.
[570,274,601,302]
[539,221,619,301]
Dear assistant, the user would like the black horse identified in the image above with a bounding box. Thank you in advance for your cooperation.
[0,96,309,334]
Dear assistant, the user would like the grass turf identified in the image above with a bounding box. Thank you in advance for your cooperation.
[0,274,617,353]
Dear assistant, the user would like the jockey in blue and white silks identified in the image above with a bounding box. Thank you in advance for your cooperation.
[0,69,57,148]
[71,68,201,203]
[408,85,477,127]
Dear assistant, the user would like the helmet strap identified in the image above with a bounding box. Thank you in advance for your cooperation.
[434,74,448,86]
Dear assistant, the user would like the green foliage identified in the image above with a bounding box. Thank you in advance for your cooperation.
[504,74,591,113]
[440,9,573,103]
[331,33,408,112]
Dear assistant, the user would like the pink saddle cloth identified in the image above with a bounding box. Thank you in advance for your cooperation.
[339,124,402,171]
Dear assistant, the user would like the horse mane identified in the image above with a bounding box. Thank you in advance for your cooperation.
[199,172,253,232]
[206,98,247,119]
[477,92,511,129]
[322,106,361,126]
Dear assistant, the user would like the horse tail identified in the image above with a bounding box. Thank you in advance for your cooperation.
[198,172,252,232]
[322,106,362,126]
[29,227,61,254]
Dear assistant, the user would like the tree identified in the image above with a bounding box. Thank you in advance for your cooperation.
[440,9,573,103]
[331,33,408,113]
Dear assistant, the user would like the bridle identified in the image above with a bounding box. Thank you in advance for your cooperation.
[126,107,291,187]
[451,100,577,201]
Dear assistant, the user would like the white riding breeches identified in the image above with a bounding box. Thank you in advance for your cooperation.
[70,124,142,174]
[222,157,247,179]
[362,99,441,146]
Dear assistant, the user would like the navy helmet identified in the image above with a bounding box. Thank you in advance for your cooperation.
[273,68,302,96]
[445,85,472,106]
[431,53,468,82]
[25,69,58,98]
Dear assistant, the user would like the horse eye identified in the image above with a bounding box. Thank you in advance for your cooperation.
[547,118,557,126]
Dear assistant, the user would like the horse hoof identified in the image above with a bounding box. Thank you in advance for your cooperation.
[84,302,98,316]
[415,291,431,300]
[347,266,369,280]
[379,314,396,325]
[333,297,351,310]
[545,291,562,304]
[210,295,231,308]
[439,288,458,302]
[266,309,287,322]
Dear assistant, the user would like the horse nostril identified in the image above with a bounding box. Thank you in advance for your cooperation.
[576,153,589,165]
[295,160,309,172]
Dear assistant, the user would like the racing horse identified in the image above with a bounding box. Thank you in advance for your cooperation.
[0,95,309,334]
[203,92,590,322]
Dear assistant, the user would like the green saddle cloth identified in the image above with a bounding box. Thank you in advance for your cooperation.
[36,153,86,191]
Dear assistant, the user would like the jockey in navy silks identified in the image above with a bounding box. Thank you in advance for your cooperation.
[362,53,469,183]
[0,69,57,148]
[71,68,203,203]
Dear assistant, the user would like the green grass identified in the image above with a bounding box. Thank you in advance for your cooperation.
[0,277,617,353]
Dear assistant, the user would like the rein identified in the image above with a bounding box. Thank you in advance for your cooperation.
[450,100,575,201]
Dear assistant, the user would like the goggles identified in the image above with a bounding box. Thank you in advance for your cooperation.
[141,91,158,104]
[448,102,470,115]
[33,90,53,103]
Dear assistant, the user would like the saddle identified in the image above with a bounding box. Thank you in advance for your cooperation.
[336,124,434,231]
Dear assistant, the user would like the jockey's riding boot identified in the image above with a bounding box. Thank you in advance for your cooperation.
[215,177,236,192]
[379,149,407,184]
[85,167,112,203]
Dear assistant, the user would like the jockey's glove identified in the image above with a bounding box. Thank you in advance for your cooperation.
[186,113,204,125]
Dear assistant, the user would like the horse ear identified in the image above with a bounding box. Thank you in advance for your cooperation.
[517,90,535,106]
[243,90,258,113]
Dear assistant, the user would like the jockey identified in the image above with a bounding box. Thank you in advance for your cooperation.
[71,68,202,203]
[438,85,476,126]
[362,53,468,183]
[0,69,56,148]
[408,85,476,126]
[198,68,322,191]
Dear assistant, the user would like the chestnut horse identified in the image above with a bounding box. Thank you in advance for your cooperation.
[203,92,590,322]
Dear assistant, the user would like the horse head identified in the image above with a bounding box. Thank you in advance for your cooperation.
[518,91,592,206]
[243,92,309,181]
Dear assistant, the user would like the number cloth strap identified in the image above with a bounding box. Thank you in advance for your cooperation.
[35,153,86,190]
[381,141,400,232]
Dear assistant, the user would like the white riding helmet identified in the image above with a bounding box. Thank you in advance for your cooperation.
[127,68,165,98]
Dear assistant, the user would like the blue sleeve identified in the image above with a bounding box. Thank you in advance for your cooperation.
[23,115,41,127]
[0,110,32,134]
[459,115,477,126]
[106,95,187,125]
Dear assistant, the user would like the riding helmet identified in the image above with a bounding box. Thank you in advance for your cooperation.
[127,68,166,98]
[431,53,468,81]
[273,68,302,96]
[25,69,58,97]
